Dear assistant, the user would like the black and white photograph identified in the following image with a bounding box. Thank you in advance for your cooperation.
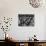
[18,14,34,26]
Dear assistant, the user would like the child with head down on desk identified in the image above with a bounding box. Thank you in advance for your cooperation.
[32,35,39,41]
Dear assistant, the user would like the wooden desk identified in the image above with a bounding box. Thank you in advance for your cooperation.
[5,39,46,46]
[14,40,46,46]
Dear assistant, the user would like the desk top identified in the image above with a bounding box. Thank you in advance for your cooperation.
[13,40,46,43]
[6,39,46,43]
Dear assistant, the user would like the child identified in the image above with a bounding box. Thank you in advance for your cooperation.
[32,35,38,41]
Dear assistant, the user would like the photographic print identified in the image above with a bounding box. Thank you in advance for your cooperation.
[18,14,34,26]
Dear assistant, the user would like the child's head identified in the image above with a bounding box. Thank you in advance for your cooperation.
[34,35,36,37]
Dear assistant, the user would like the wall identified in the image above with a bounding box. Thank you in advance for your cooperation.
[0,0,46,40]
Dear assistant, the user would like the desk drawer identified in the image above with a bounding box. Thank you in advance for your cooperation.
[16,43,28,46]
